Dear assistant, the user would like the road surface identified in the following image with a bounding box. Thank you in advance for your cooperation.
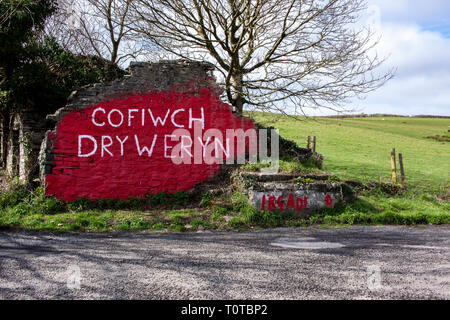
[0,225,449,299]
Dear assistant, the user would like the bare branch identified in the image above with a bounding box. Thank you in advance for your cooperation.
[129,0,394,116]
[45,0,147,67]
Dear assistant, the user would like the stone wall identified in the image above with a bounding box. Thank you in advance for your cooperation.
[1,110,49,183]
[40,60,257,201]
[240,172,355,215]
[249,182,350,215]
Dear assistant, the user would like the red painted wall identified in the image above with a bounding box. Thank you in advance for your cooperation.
[45,87,255,201]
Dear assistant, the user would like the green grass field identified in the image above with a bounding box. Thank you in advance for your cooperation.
[251,114,450,194]
[0,115,448,232]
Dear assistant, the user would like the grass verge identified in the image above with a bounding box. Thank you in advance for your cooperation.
[0,115,448,232]
[0,183,448,233]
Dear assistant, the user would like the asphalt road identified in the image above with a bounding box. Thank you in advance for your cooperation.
[0,226,449,300]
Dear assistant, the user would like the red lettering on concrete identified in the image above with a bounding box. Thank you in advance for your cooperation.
[286,193,295,210]
[277,195,284,213]
[296,197,303,210]
[325,194,333,208]
[268,196,276,211]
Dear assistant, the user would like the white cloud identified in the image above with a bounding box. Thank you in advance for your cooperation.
[369,0,450,25]
[352,1,450,116]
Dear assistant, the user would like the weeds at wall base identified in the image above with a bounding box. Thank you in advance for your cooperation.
[0,180,448,232]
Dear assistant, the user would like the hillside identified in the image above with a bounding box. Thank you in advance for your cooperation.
[0,115,448,232]
[251,114,450,195]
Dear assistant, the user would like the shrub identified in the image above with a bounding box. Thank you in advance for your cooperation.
[227,217,246,229]
[199,191,213,208]
[0,180,30,208]
[170,190,190,205]
[67,198,96,212]
[211,206,229,220]
[8,202,32,216]
[148,192,168,206]
[30,187,64,215]
[231,191,248,211]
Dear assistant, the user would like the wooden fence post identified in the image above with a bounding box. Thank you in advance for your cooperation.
[398,153,405,185]
[390,148,397,184]
[307,136,311,150]
[312,136,316,153]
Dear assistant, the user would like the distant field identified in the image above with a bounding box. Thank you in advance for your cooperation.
[251,113,450,194]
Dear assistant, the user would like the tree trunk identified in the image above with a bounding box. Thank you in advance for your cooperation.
[232,73,244,114]
[0,112,7,168]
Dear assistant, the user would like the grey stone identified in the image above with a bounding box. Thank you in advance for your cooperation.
[248,182,353,214]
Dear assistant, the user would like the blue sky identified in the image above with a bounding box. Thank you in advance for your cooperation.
[372,0,450,36]
[131,0,450,116]
[350,0,450,116]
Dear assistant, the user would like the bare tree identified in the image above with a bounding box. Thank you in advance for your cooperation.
[46,0,144,66]
[131,0,393,115]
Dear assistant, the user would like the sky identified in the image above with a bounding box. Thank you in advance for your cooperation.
[126,0,450,116]
[350,0,450,116]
